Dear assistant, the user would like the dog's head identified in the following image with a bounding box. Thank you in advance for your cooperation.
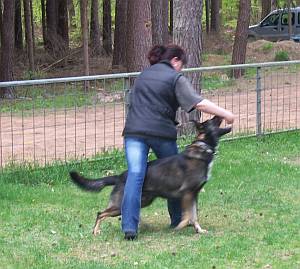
[183,116,231,160]
[193,116,232,149]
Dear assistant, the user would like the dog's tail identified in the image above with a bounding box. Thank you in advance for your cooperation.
[69,171,117,192]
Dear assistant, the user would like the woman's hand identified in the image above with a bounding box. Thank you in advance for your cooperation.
[196,99,235,124]
[224,111,235,124]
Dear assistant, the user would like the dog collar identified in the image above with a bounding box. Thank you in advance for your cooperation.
[192,141,214,154]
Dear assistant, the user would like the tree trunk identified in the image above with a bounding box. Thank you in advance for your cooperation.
[45,0,68,57]
[67,0,76,28]
[231,0,251,78]
[80,0,89,77]
[210,0,220,33]
[205,0,210,34]
[90,0,102,55]
[173,0,203,125]
[169,0,173,36]
[103,0,112,55]
[15,0,23,50]
[219,0,223,27]
[30,0,35,53]
[288,0,292,38]
[151,0,169,45]
[57,0,69,52]
[126,0,152,72]
[112,0,127,67]
[271,0,278,10]
[23,0,35,71]
[0,0,15,98]
[46,0,57,54]
[173,0,203,92]
[41,0,47,49]
[0,1,2,46]
[261,0,271,20]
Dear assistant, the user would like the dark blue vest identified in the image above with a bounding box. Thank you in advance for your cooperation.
[123,61,182,140]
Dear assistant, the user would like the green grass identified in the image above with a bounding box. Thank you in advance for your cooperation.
[1,131,300,268]
[261,42,274,53]
[202,73,234,90]
[274,50,290,62]
[0,79,126,113]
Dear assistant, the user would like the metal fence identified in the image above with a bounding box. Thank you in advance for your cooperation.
[0,61,300,168]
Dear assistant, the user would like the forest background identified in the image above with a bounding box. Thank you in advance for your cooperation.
[1,0,300,99]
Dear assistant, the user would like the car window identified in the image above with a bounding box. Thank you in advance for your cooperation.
[261,13,280,26]
[281,12,295,25]
[298,12,300,24]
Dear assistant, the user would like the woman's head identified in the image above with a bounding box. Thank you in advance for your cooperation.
[147,44,187,71]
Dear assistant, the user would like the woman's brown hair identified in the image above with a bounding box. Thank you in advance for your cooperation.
[147,44,187,65]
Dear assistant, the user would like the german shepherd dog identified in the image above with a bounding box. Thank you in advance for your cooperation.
[70,116,231,235]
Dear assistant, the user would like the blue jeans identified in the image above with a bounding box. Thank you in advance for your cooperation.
[121,136,182,233]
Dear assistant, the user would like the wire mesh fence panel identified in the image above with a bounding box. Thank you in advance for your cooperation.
[0,76,130,167]
[0,62,299,168]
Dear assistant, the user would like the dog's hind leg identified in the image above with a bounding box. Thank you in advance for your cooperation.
[92,206,120,236]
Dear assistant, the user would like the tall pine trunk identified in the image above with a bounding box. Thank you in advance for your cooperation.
[205,0,210,34]
[126,0,152,72]
[15,0,23,50]
[151,0,169,45]
[67,0,76,29]
[23,0,35,71]
[0,1,2,44]
[46,0,57,54]
[231,0,251,78]
[169,0,173,36]
[173,0,203,127]
[80,0,89,77]
[30,0,35,53]
[173,0,203,92]
[112,0,127,67]
[210,0,220,33]
[0,0,15,98]
[57,0,69,53]
[41,0,47,49]
[261,0,271,20]
[90,0,102,55]
[103,0,112,55]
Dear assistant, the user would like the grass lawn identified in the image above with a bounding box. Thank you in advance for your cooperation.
[0,131,299,269]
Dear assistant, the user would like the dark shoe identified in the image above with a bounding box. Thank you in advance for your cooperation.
[124,232,137,241]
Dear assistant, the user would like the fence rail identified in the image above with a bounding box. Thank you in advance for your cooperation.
[0,61,300,168]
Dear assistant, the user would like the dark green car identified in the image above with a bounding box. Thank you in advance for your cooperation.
[248,7,300,42]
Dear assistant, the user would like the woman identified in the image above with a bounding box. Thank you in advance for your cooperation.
[121,44,234,240]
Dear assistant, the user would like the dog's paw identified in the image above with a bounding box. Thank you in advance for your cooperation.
[194,224,208,234]
[92,229,100,236]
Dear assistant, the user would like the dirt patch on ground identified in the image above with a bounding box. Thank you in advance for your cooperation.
[287,157,300,166]
[247,40,300,62]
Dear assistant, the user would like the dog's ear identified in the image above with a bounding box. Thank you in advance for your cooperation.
[190,120,203,131]
[218,127,232,136]
[211,115,223,126]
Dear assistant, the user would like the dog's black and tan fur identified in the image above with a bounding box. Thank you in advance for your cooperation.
[70,116,231,235]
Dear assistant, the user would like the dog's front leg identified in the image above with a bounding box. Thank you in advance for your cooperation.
[190,200,208,234]
[174,193,193,230]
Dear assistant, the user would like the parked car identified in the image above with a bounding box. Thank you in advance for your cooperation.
[248,7,300,42]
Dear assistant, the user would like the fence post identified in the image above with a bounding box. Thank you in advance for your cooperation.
[124,77,131,117]
[256,67,262,137]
